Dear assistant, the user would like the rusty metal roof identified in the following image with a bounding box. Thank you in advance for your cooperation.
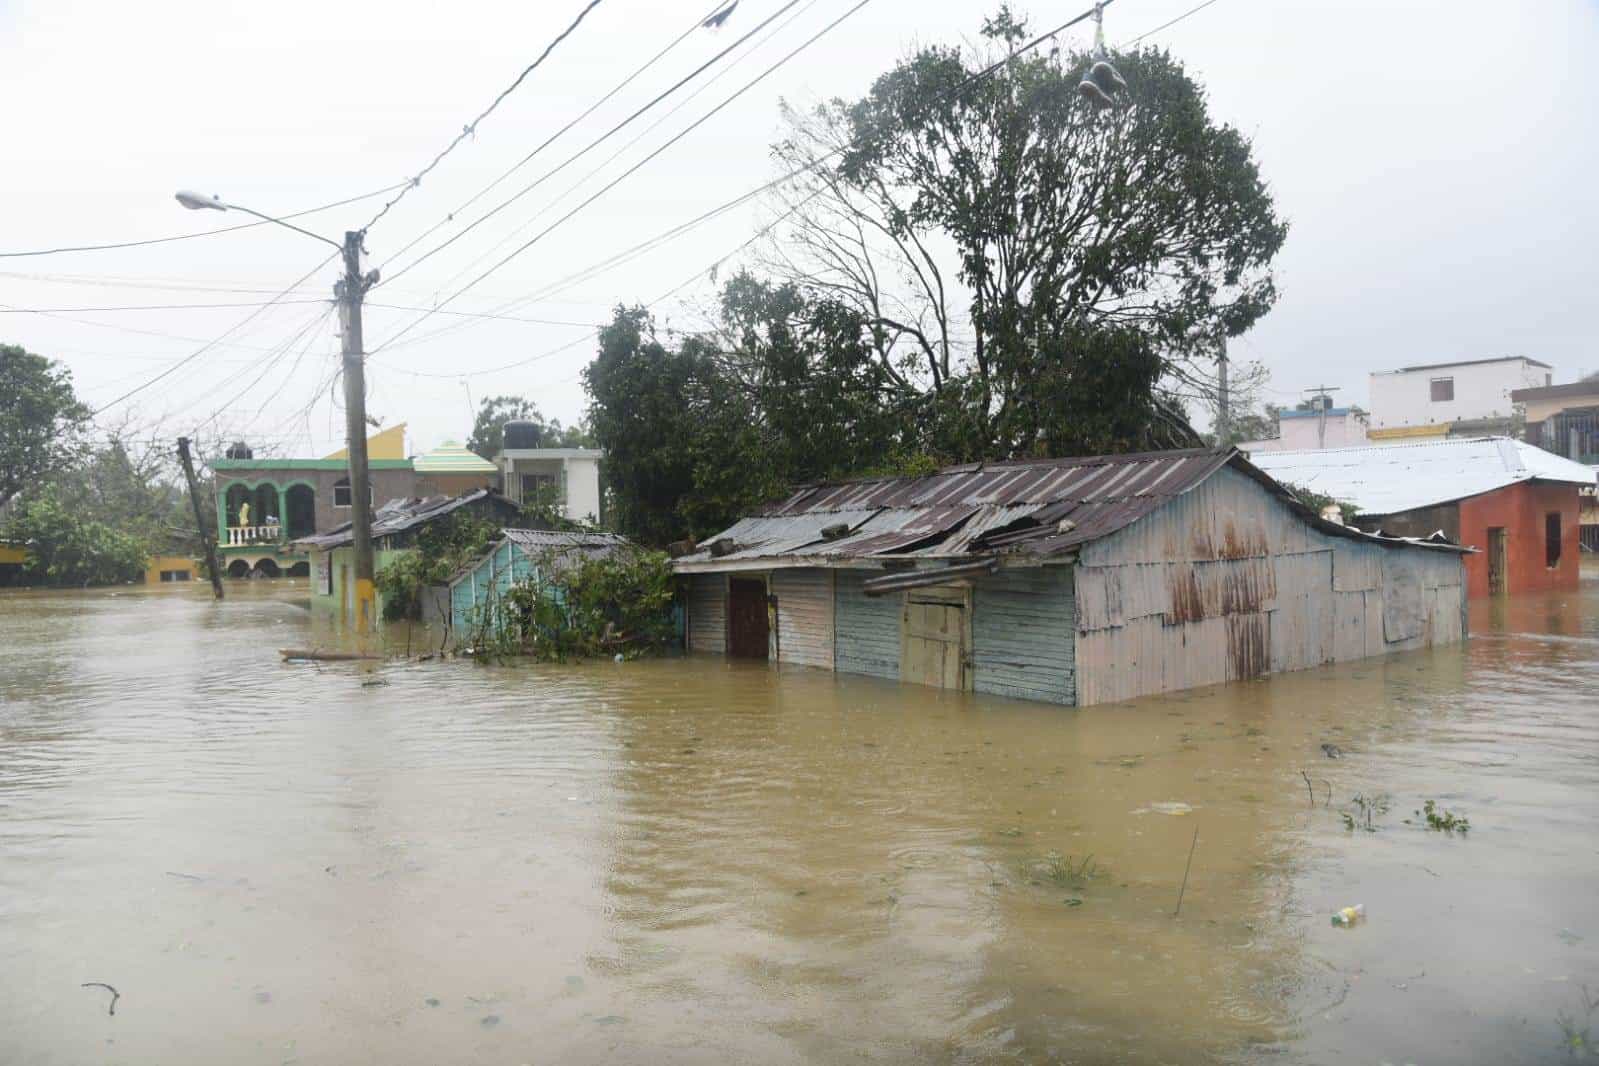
[674,447,1469,571]
[678,449,1235,566]
[293,489,520,550]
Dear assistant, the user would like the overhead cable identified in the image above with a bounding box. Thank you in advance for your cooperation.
[370,0,877,355]
[0,183,406,259]
[378,0,812,289]
[360,0,610,232]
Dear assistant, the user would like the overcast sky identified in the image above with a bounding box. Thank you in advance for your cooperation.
[4,0,1596,457]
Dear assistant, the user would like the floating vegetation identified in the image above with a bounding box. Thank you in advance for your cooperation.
[1021,851,1101,889]
[1414,799,1471,835]
[1340,792,1390,833]
[1555,984,1597,1058]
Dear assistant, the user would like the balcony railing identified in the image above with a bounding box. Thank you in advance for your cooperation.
[226,524,282,546]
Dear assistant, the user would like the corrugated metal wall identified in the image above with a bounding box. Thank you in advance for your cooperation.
[686,573,727,654]
[1073,465,1465,706]
[971,566,1076,704]
[773,568,834,669]
[450,540,538,632]
[834,570,901,680]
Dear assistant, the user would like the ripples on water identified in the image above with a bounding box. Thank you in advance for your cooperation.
[1,576,1597,1064]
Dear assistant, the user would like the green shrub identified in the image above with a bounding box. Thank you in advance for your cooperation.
[470,547,676,661]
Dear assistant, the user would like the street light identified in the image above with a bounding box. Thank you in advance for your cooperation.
[175,190,344,251]
[174,188,380,632]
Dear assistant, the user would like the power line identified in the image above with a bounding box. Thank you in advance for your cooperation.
[426,0,822,297]
[0,183,407,260]
[363,302,596,327]
[370,0,1112,362]
[361,0,611,233]
[375,0,731,274]
[0,299,327,313]
[88,252,337,418]
[1121,0,1225,47]
[378,0,812,290]
[371,0,877,355]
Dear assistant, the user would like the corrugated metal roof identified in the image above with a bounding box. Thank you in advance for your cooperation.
[447,527,634,588]
[293,489,518,550]
[413,441,498,474]
[674,447,1471,572]
[1247,436,1597,515]
[678,449,1236,566]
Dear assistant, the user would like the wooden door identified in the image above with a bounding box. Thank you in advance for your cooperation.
[727,577,770,660]
[1487,527,1507,596]
[901,598,965,689]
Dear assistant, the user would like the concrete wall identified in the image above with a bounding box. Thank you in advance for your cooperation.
[971,566,1076,704]
[1457,480,1581,597]
[1369,359,1549,431]
[1072,465,1466,706]
[216,465,417,537]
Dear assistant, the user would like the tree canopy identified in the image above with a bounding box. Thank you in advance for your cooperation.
[1,344,89,506]
[587,9,1286,544]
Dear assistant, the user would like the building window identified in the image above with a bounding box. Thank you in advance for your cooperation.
[1429,377,1454,402]
[160,569,192,582]
[332,478,372,508]
[1546,513,1562,568]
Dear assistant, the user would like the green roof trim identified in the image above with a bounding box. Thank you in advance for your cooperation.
[211,458,415,471]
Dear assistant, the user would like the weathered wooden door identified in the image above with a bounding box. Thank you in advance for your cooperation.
[1487,527,1508,595]
[727,577,770,660]
[901,598,965,689]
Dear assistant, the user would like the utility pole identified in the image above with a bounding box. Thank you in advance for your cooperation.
[1215,341,1230,445]
[1305,384,1341,449]
[176,436,224,601]
[336,230,380,630]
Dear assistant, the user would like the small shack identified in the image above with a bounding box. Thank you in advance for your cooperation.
[1249,437,1595,598]
[294,488,524,622]
[674,447,1470,707]
[448,528,635,634]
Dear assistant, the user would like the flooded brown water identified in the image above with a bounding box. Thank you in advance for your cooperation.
[2,574,1597,1064]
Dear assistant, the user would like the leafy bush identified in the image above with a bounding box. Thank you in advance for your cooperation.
[375,513,497,621]
[3,488,147,586]
[471,547,676,661]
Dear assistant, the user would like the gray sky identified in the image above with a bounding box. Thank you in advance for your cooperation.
[4,0,1596,456]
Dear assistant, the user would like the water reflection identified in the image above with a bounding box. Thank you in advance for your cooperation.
[1,575,1596,1064]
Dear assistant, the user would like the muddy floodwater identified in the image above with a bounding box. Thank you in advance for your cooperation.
[2,576,1598,1064]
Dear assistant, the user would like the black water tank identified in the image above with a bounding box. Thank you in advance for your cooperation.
[503,420,542,450]
[225,441,254,460]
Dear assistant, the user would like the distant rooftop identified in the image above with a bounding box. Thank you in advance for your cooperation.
[1278,407,1360,420]
[413,441,496,474]
[1247,436,1594,515]
[1376,355,1551,375]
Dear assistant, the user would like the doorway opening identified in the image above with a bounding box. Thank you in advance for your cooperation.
[727,577,770,660]
[1487,527,1508,595]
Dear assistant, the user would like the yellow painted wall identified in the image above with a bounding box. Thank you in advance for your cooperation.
[0,545,26,565]
[145,554,199,584]
[323,423,407,461]
[1367,423,1451,441]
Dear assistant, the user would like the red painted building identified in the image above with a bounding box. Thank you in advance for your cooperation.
[1249,437,1593,599]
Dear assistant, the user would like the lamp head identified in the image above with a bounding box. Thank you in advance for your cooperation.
[175,190,226,211]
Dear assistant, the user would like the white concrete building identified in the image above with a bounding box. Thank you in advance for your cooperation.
[495,447,604,524]
[1368,356,1550,440]
[1243,406,1370,453]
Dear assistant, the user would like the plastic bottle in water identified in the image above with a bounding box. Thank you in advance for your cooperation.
[1331,904,1365,927]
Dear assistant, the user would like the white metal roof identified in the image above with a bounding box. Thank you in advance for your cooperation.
[1246,437,1596,515]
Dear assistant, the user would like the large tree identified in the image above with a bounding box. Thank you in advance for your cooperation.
[1,344,89,505]
[466,395,593,460]
[763,9,1286,457]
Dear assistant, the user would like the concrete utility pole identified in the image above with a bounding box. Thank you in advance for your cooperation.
[1305,384,1341,449]
[1216,342,1230,445]
[336,230,379,631]
[173,193,379,628]
[176,436,225,601]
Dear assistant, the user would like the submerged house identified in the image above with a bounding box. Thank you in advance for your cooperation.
[674,448,1469,707]
[1249,437,1594,598]
[294,488,524,622]
[447,528,635,634]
